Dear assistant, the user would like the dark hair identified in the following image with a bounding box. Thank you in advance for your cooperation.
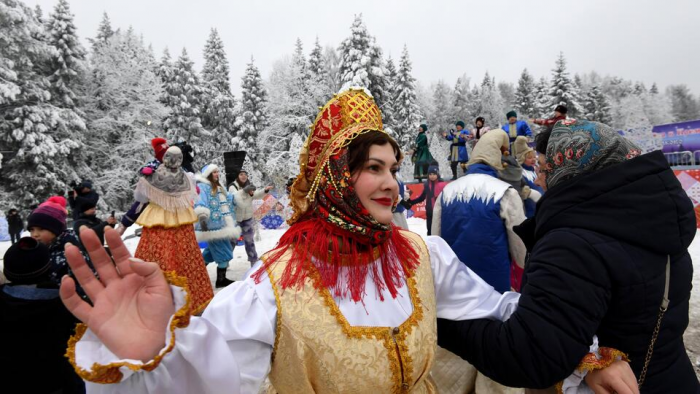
[535,129,552,155]
[236,171,250,188]
[347,131,402,174]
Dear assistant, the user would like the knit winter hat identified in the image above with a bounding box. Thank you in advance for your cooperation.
[455,121,466,128]
[506,110,518,119]
[47,195,67,209]
[512,136,535,165]
[243,184,257,193]
[428,165,440,175]
[151,137,169,162]
[27,200,67,236]
[419,124,428,132]
[201,164,219,179]
[3,237,51,285]
[554,104,568,115]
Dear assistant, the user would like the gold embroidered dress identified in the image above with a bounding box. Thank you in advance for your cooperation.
[67,89,522,394]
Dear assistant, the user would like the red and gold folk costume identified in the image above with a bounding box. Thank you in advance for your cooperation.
[254,88,420,303]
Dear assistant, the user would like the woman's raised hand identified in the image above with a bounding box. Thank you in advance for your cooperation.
[60,227,175,362]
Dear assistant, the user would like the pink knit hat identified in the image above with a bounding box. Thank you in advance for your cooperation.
[27,199,68,236]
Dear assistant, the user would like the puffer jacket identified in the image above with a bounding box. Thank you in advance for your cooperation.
[437,151,699,393]
[232,188,268,222]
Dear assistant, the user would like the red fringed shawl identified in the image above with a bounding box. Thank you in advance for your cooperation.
[254,149,420,303]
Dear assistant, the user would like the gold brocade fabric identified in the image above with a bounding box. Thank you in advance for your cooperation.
[135,225,213,314]
[266,231,437,394]
[135,203,197,228]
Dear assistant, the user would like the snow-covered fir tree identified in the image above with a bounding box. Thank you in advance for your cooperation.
[430,80,454,135]
[157,48,174,99]
[633,81,647,96]
[0,0,84,206]
[264,39,317,147]
[650,83,659,95]
[307,37,332,105]
[583,85,612,124]
[34,4,43,22]
[338,15,387,108]
[473,72,505,127]
[90,12,114,51]
[533,77,550,123]
[162,48,207,151]
[323,45,341,93]
[393,45,422,149]
[667,84,700,122]
[83,29,169,210]
[381,55,398,131]
[200,28,236,166]
[201,28,231,93]
[615,95,662,153]
[46,0,87,108]
[452,74,471,124]
[497,82,515,111]
[640,90,673,126]
[604,77,633,102]
[235,57,267,159]
[514,68,536,117]
[548,52,583,117]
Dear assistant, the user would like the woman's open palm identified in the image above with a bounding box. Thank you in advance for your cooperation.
[60,227,174,362]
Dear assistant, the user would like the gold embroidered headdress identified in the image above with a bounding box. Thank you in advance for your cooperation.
[289,88,385,224]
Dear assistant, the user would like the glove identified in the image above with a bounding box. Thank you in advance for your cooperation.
[528,189,542,203]
[399,200,413,210]
[199,217,209,232]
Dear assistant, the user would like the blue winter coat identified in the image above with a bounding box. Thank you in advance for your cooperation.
[194,177,240,242]
[501,121,532,142]
[437,163,513,292]
[521,164,544,219]
[445,130,469,162]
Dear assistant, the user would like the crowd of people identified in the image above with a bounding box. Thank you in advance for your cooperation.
[1,89,698,394]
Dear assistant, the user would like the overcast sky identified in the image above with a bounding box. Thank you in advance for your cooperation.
[30,0,700,96]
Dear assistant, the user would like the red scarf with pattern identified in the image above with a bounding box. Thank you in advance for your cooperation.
[254,148,420,303]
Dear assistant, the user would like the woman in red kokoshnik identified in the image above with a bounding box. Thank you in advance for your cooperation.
[59,89,633,393]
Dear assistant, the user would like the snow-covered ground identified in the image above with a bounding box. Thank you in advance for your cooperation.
[1,218,698,375]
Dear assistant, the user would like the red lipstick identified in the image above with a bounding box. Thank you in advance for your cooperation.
[372,197,393,206]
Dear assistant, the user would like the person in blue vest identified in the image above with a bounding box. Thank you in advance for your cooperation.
[431,130,526,293]
[442,121,470,180]
[512,136,544,218]
[501,110,532,145]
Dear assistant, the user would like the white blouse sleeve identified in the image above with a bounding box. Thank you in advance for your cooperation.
[427,235,520,321]
[74,265,277,394]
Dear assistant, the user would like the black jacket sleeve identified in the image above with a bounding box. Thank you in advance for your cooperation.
[409,181,429,205]
[437,230,612,389]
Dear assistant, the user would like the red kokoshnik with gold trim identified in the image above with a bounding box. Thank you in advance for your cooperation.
[254,88,420,303]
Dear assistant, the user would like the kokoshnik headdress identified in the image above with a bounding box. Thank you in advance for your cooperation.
[255,88,420,303]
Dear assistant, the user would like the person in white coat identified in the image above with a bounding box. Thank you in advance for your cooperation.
[230,182,273,266]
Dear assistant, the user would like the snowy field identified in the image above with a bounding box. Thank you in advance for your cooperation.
[1,217,699,375]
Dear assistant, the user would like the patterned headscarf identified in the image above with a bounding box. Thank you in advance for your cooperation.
[543,119,642,188]
[255,88,420,303]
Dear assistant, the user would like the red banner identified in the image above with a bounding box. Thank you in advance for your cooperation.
[405,181,450,219]
[674,169,700,228]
